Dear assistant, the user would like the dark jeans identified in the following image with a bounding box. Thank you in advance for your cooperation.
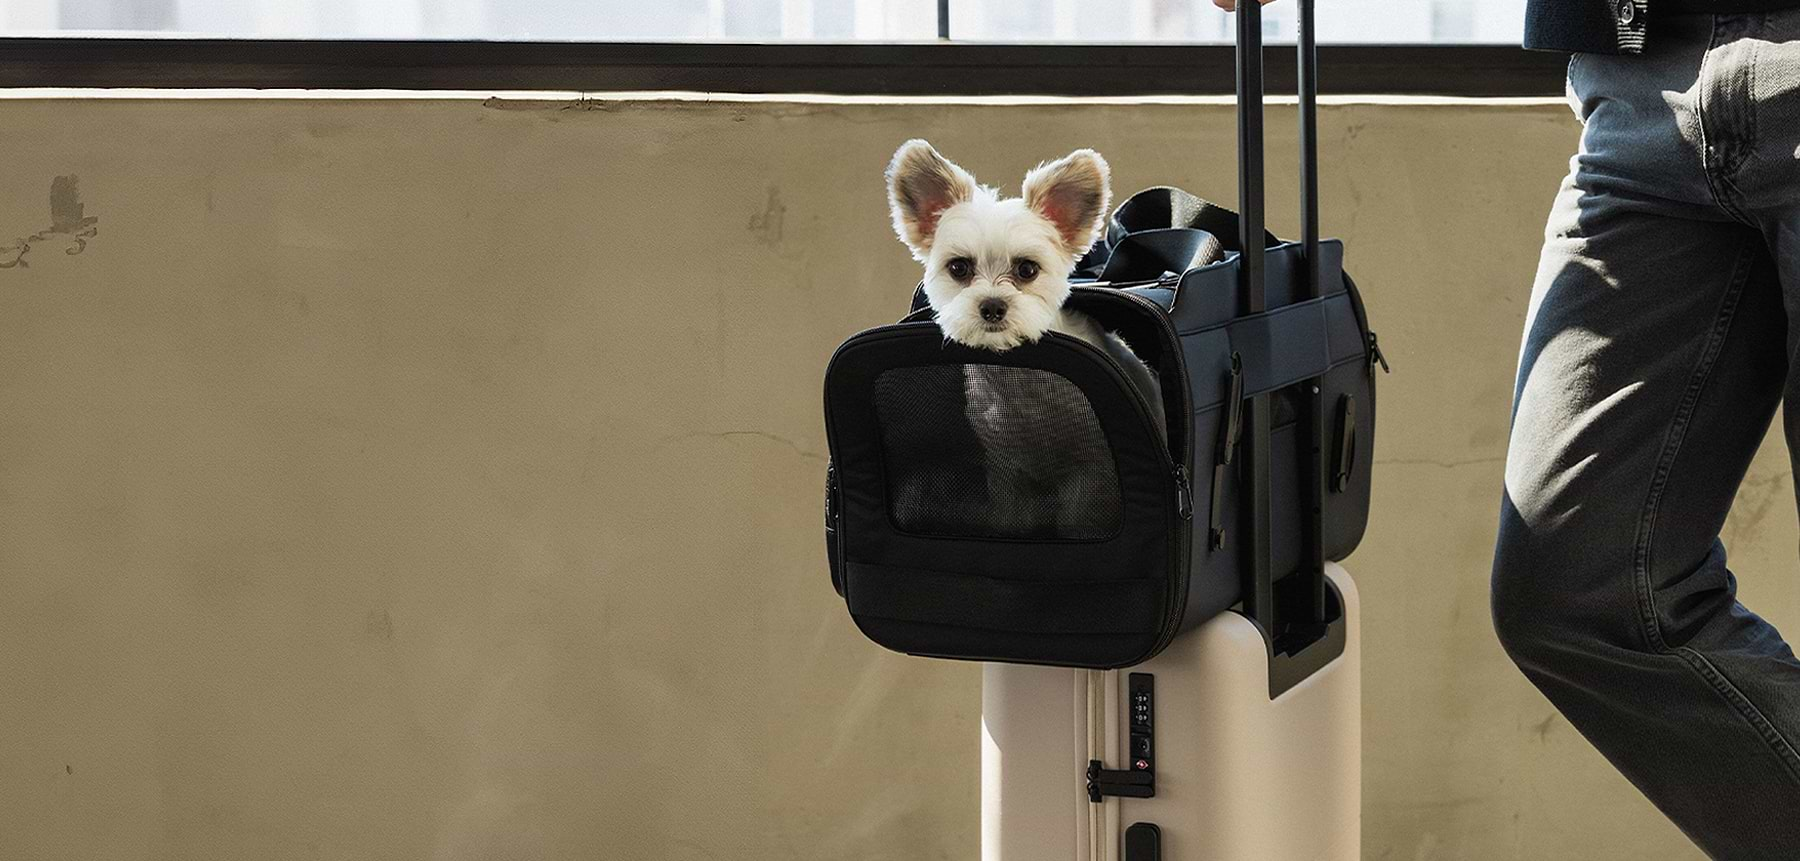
[1493,12,1800,860]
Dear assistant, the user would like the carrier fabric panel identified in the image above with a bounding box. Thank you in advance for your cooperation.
[824,324,1178,668]
[1134,239,1376,629]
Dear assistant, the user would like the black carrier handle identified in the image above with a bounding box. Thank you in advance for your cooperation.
[1234,0,1335,657]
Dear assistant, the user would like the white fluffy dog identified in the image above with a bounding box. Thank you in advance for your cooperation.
[885,140,1165,536]
[888,140,1106,349]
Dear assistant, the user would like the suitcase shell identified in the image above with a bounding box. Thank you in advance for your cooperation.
[981,562,1360,860]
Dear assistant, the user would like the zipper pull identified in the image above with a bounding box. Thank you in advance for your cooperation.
[1368,331,1391,374]
[1156,271,1181,289]
[1174,464,1193,521]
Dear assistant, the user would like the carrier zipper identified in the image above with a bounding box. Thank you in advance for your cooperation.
[1339,271,1387,375]
[1070,286,1197,663]
[1174,464,1193,521]
[1367,331,1390,374]
[1115,287,1197,662]
[825,462,839,529]
[825,462,845,596]
[1071,271,1182,291]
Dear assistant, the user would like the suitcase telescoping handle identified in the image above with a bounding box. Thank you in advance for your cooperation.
[1233,0,1335,668]
[1234,0,1320,301]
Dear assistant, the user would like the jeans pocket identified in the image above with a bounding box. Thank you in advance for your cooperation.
[1566,52,1593,123]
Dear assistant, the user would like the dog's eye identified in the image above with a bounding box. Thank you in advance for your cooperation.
[1013,259,1040,281]
[946,258,974,281]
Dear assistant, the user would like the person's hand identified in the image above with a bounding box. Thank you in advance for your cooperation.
[1212,0,1276,9]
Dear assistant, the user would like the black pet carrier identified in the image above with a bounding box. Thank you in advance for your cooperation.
[823,25,1386,678]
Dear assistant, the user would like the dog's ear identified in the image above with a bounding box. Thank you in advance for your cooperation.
[887,139,977,261]
[1022,149,1112,257]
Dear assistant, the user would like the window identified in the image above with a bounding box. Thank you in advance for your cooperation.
[4,0,1527,43]
[955,0,1527,44]
[0,0,1561,95]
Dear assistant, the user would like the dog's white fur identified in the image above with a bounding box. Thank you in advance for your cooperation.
[884,140,1165,535]
[886,139,1114,353]
[885,140,1164,431]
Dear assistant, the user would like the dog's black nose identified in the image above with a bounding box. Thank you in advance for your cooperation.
[979,298,1008,323]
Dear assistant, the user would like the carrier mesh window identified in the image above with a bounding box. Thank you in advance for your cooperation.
[872,364,1122,540]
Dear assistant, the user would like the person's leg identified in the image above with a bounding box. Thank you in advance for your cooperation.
[1732,15,1800,507]
[1492,15,1800,857]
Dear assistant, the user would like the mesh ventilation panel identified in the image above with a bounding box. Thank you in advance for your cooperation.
[872,364,1122,540]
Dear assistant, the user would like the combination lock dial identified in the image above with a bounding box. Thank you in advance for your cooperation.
[1128,673,1154,773]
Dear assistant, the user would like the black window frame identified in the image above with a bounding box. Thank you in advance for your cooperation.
[0,39,1567,96]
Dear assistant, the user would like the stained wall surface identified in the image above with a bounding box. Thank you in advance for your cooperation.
[3,92,1785,860]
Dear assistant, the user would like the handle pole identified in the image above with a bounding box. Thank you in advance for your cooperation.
[1234,0,1274,637]
[1235,0,1265,313]
[1296,0,1329,628]
[1299,0,1319,298]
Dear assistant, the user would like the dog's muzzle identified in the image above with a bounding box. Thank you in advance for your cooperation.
[979,298,1008,325]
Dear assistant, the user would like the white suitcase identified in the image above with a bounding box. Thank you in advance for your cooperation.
[981,4,1363,854]
[981,562,1360,861]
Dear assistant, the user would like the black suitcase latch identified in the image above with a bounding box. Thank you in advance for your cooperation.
[1088,760,1155,803]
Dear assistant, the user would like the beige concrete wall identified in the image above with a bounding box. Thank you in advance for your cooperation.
[0,91,1788,860]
